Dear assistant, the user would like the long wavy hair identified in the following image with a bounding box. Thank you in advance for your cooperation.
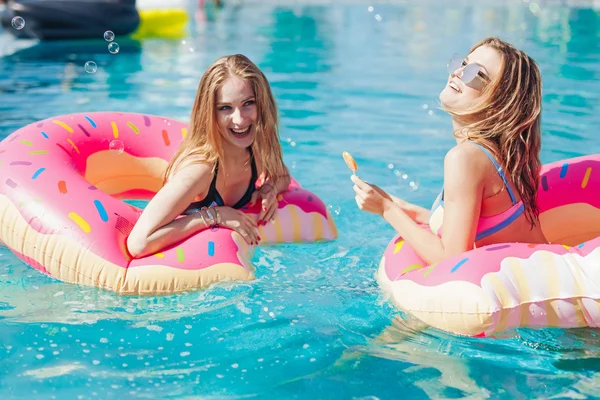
[164,54,288,187]
[441,37,543,227]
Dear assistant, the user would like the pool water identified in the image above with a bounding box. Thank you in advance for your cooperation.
[1,0,600,398]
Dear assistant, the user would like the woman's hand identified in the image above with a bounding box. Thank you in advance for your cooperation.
[217,206,260,245]
[250,183,279,226]
[351,175,394,216]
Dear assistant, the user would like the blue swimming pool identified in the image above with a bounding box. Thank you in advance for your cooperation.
[1,0,600,398]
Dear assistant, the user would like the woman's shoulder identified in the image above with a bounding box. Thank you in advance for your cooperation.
[177,149,215,169]
[444,142,491,170]
[443,142,498,190]
[167,153,215,184]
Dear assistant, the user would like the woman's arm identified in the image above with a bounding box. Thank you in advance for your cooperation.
[358,183,430,224]
[264,167,291,194]
[389,195,430,224]
[127,162,213,258]
[274,171,291,194]
[251,167,291,224]
[354,144,485,264]
[382,145,484,264]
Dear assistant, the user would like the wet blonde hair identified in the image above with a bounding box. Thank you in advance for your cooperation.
[442,37,542,227]
[164,54,288,187]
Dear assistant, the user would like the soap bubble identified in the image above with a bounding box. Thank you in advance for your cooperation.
[392,169,420,191]
[109,140,124,154]
[104,30,115,42]
[108,42,120,54]
[84,61,97,74]
[11,16,25,30]
[328,204,341,215]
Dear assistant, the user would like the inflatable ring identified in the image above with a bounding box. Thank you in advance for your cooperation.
[0,112,338,295]
[378,154,600,337]
[0,0,140,40]
[131,9,188,40]
[0,0,187,40]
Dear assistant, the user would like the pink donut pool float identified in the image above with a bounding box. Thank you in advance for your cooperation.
[378,154,600,336]
[0,112,338,295]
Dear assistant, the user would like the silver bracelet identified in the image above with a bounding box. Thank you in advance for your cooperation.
[210,206,221,226]
[195,208,207,226]
[203,206,216,227]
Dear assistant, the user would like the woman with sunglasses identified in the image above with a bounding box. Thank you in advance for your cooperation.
[351,37,547,264]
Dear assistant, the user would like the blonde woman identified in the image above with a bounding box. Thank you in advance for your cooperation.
[128,54,290,258]
[352,37,547,264]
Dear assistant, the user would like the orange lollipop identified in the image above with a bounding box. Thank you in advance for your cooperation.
[342,151,358,174]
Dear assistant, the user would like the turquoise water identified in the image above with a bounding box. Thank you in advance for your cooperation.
[1,0,600,398]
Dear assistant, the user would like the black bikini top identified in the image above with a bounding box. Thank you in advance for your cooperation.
[182,149,258,214]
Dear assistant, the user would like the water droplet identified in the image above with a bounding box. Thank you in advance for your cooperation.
[11,16,25,30]
[84,61,97,74]
[108,42,120,54]
[528,303,546,316]
[394,170,420,191]
[109,140,124,154]
[428,110,434,116]
[375,14,382,22]
[104,30,115,41]
[328,204,341,215]
[367,6,374,12]
[422,104,429,110]
[387,163,394,169]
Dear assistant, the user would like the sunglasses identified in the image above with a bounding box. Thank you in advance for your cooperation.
[446,53,490,90]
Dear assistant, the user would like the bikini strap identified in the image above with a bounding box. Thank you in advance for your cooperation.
[249,147,258,182]
[471,142,517,204]
[210,161,219,189]
[202,161,219,204]
[230,147,259,209]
